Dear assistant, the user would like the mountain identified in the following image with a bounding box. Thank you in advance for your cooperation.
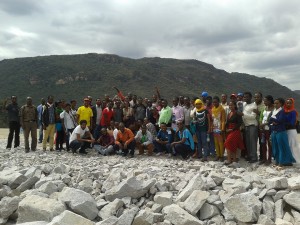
[0,53,299,127]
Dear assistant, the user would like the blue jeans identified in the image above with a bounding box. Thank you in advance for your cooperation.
[93,125,102,141]
[196,130,209,158]
[208,132,216,156]
[153,140,171,153]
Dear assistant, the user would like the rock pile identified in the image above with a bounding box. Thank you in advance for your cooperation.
[1,146,300,225]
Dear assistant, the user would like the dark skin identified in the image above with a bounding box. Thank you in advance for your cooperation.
[225,102,238,164]
[221,94,227,105]
[259,98,274,130]
[171,122,186,147]
[76,122,95,143]
[155,124,169,145]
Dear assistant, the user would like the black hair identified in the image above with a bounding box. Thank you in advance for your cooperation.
[244,92,252,98]
[79,120,87,125]
[264,95,274,104]
[213,96,220,102]
[275,98,285,106]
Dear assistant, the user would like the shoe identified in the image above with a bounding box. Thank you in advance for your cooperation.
[224,161,232,165]
[50,148,54,151]
[122,153,127,157]
[79,151,88,155]
[31,149,36,152]
[25,149,30,153]
[201,158,208,162]
[248,159,257,164]
[129,155,134,158]
[156,152,162,156]
[220,157,224,162]
[214,157,220,161]
[258,160,265,165]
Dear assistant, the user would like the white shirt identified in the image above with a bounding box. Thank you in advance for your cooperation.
[113,128,119,140]
[95,105,102,125]
[183,106,192,126]
[242,102,258,126]
[69,125,89,143]
[60,111,77,130]
[135,130,153,145]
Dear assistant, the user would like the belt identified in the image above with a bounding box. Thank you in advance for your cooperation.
[25,120,36,122]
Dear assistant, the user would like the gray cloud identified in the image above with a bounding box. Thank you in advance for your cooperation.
[0,0,300,90]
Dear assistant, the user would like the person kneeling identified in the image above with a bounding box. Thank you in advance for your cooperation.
[69,120,95,154]
[115,123,136,158]
[135,125,154,156]
[95,128,116,156]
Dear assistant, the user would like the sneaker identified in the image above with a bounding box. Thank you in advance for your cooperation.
[31,149,36,152]
[25,149,30,153]
[156,152,162,156]
[50,148,54,151]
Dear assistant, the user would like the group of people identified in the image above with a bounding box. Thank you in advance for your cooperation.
[4,87,300,169]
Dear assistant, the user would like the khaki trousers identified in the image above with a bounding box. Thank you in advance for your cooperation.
[136,142,154,155]
[23,121,37,150]
[43,124,56,150]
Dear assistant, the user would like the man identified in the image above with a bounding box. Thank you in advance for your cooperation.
[221,94,230,118]
[42,95,56,151]
[91,98,102,140]
[134,97,146,122]
[241,91,258,163]
[95,128,115,156]
[115,122,136,157]
[183,97,192,130]
[70,100,77,117]
[77,97,93,129]
[171,97,184,131]
[144,117,157,138]
[5,96,20,150]
[60,103,77,151]
[20,97,38,152]
[135,124,154,156]
[254,92,265,162]
[69,120,95,154]
[37,98,45,143]
[113,100,123,123]
[100,102,114,128]
[158,99,172,127]
[153,122,173,156]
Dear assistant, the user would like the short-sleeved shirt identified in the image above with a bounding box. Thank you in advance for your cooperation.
[156,129,173,144]
[69,125,89,143]
[77,106,93,126]
[6,103,20,122]
[175,128,195,150]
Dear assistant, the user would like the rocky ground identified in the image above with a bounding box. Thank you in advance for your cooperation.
[1,129,300,225]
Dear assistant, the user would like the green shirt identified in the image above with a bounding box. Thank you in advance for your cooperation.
[158,106,172,125]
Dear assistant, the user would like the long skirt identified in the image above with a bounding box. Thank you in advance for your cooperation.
[271,130,295,165]
[286,129,300,163]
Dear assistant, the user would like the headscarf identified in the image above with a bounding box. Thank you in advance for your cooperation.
[194,99,205,111]
[284,98,298,118]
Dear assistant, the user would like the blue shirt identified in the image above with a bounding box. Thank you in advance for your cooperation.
[156,129,173,144]
[176,128,195,150]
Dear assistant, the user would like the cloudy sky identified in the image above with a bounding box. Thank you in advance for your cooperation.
[1,0,300,90]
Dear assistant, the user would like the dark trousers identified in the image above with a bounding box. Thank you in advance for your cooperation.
[7,121,20,148]
[153,140,171,153]
[69,139,90,153]
[65,128,74,150]
[56,130,64,150]
[116,140,136,156]
[245,125,258,161]
[173,143,192,159]
[93,124,102,141]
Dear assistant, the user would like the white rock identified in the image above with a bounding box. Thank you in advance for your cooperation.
[257,214,275,225]
[58,187,98,220]
[17,194,66,223]
[17,222,48,225]
[96,216,118,225]
[38,181,58,195]
[0,169,27,189]
[222,178,250,194]
[283,212,295,224]
[98,198,124,220]
[162,204,204,225]
[48,210,95,225]
[283,191,300,211]
[175,173,206,202]
[105,176,156,201]
[115,207,139,225]
[264,177,288,190]
[102,168,123,192]
[0,196,20,219]
[273,190,289,202]
[275,199,284,219]
[183,190,210,215]
[287,176,300,190]
[152,203,163,213]
[291,209,300,223]
[263,196,275,221]
[208,171,225,186]
[78,179,93,193]
[132,209,164,225]
[153,192,173,207]
[199,203,220,220]
[225,192,262,223]
[274,218,293,225]
[209,214,226,225]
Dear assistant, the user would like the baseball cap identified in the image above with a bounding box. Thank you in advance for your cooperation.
[237,93,244,97]
[201,91,208,97]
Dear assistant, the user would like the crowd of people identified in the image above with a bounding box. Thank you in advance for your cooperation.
[4,87,300,169]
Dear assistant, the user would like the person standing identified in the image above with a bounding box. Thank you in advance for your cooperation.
[5,96,20,150]
[92,98,103,140]
[20,97,38,152]
[42,95,56,151]
[77,97,93,130]
[60,103,77,151]
[171,97,184,131]
[158,99,172,127]
[37,98,45,143]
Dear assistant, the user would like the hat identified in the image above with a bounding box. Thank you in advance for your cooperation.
[230,93,237,98]
[237,93,244,97]
[201,91,208,97]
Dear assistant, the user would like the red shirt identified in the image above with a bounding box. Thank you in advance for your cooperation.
[100,108,114,127]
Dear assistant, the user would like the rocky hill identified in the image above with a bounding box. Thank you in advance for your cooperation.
[0,53,299,127]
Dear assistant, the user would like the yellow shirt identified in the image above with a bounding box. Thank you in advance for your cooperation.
[77,106,93,126]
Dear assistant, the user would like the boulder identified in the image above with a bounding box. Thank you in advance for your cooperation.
[225,192,262,223]
[257,214,275,225]
[96,216,118,225]
[264,177,288,190]
[283,191,300,211]
[275,199,284,219]
[162,204,204,225]
[48,210,95,225]
[274,218,293,225]
[183,190,210,215]
[38,181,58,195]
[58,187,98,220]
[263,196,275,221]
[0,196,20,219]
[175,173,206,202]
[0,169,27,189]
[105,176,156,201]
[115,207,139,225]
[287,176,300,190]
[153,192,173,207]
[17,194,66,223]
[132,210,164,225]
[199,203,220,220]
[98,199,124,220]
[222,178,250,194]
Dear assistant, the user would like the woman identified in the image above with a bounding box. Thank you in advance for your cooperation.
[259,95,274,165]
[284,98,300,163]
[212,96,226,161]
[190,99,210,161]
[269,98,295,169]
[224,101,244,165]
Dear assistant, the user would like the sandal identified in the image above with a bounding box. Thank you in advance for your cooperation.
[276,165,284,171]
